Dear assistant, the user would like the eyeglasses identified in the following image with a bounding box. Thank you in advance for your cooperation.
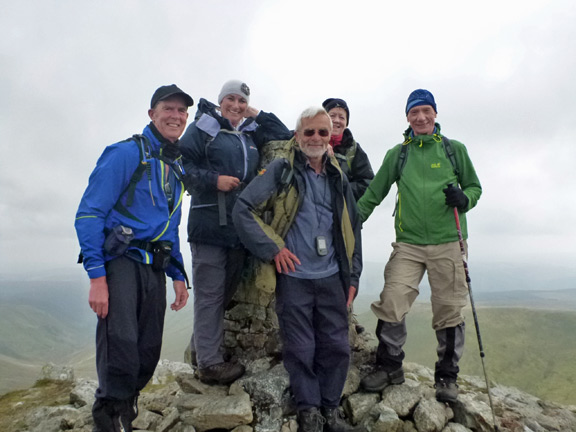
[302,129,330,137]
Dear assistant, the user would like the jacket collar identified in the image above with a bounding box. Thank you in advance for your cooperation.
[194,97,257,137]
[403,122,442,143]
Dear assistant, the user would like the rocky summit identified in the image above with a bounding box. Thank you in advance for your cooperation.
[3,281,576,432]
[3,350,576,432]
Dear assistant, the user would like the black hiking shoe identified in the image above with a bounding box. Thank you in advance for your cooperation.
[322,407,366,432]
[435,378,459,403]
[92,399,116,432]
[185,343,235,368]
[360,366,405,392]
[198,361,245,385]
[298,407,325,432]
[92,398,134,432]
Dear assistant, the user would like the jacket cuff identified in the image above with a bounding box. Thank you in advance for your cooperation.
[87,265,106,279]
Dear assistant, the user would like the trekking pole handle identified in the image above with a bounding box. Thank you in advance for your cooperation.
[446,183,462,231]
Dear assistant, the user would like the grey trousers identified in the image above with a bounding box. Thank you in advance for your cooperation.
[190,242,245,368]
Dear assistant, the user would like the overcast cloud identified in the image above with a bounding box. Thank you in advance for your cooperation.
[1,0,575,286]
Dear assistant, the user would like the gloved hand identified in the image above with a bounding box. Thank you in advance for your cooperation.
[443,185,469,210]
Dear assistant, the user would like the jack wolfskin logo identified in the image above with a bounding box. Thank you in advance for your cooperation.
[431,162,441,169]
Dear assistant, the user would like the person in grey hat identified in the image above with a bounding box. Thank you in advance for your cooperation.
[179,79,291,385]
[75,84,193,431]
[357,89,482,403]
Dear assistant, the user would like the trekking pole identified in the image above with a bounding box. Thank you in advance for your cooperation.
[448,184,499,432]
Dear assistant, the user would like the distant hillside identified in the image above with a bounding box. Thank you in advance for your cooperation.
[0,304,91,360]
[359,260,576,298]
[0,276,194,395]
[355,302,576,405]
[2,269,576,406]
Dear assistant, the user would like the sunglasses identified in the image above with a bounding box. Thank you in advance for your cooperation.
[302,129,330,137]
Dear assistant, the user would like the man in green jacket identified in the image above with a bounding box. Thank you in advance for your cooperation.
[357,89,482,403]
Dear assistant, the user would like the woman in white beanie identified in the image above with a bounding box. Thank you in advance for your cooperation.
[179,80,290,385]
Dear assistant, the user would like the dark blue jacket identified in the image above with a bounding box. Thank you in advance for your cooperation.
[180,98,291,248]
[75,124,186,281]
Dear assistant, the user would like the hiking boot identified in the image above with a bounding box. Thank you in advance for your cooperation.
[360,366,405,392]
[322,407,366,432]
[198,361,245,385]
[185,342,235,368]
[435,378,459,403]
[297,407,325,432]
[119,394,138,431]
[92,398,129,432]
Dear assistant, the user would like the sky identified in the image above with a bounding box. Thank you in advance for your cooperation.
[1,0,575,289]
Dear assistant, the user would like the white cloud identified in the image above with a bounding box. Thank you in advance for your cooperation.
[1,0,575,278]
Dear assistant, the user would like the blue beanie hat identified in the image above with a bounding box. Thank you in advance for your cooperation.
[405,89,437,115]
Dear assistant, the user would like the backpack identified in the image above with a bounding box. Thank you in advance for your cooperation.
[333,140,357,171]
[78,134,190,287]
[114,134,187,214]
[396,135,460,181]
[241,139,298,293]
[259,139,296,170]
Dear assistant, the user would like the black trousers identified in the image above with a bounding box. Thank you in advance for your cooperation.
[94,256,166,401]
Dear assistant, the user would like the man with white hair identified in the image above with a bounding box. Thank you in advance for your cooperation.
[233,107,363,432]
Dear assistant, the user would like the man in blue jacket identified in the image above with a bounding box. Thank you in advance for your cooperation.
[233,107,363,432]
[75,84,193,432]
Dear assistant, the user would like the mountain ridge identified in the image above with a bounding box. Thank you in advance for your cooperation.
[1,268,575,405]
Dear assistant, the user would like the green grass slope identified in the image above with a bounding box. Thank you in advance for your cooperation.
[357,303,576,405]
[0,304,91,361]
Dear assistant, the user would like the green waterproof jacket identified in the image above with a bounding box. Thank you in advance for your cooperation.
[357,124,482,244]
[232,139,363,291]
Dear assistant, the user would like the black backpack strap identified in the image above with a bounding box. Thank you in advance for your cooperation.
[441,135,460,180]
[278,147,296,194]
[279,163,294,187]
[116,134,152,209]
[201,132,232,226]
[396,142,409,181]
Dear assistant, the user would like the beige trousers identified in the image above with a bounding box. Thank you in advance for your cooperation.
[371,241,468,330]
